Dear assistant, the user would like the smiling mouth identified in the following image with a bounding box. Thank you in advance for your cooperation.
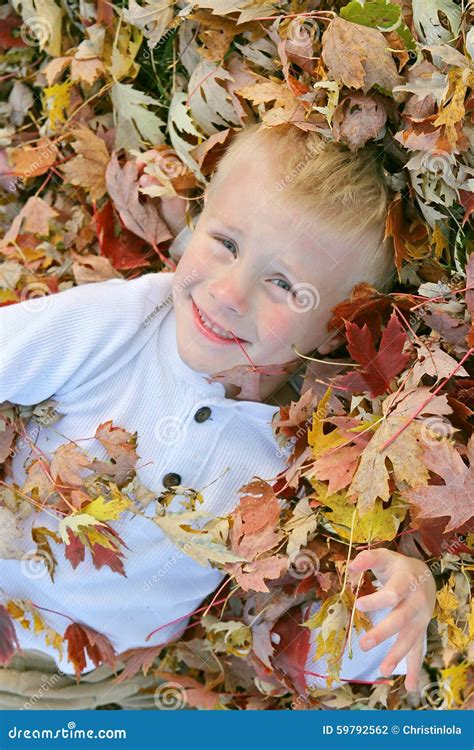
[191,300,249,344]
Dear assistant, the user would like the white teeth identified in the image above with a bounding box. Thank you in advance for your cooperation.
[197,307,234,339]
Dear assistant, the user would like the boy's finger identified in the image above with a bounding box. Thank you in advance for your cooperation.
[356,570,410,611]
[349,548,394,574]
[359,607,405,650]
[404,640,425,692]
[379,629,422,678]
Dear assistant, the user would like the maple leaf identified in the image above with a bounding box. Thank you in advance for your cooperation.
[64,622,117,682]
[327,281,416,339]
[282,497,318,556]
[230,479,284,559]
[153,509,246,567]
[94,200,151,271]
[6,599,64,661]
[348,413,430,513]
[333,311,412,397]
[88,420,139,485]
[82,485,132,521]
[313,480,407,543]
[226,555,288,593]
[271,604,312,696]
[31,526,62,583]
[50,442,93,487]
[153,671,222,709]
[0,604,19,665]
[0,196,59,249]
[302,588,372,686]
[406,437,474,533]
[0,506,27,559]
[105,153,173,248]
[207,361,296,402]
[60,125,110,201]
[8,138,58,180]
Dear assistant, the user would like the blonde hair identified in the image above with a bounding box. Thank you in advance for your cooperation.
[205,122,396,295]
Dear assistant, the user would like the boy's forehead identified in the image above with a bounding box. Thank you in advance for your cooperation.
[206,160,348,271]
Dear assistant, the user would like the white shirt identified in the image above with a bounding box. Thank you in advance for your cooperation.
[0,271,408,685]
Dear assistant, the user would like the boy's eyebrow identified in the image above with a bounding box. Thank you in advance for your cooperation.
[212,220,244,240]
[211,219,301,277]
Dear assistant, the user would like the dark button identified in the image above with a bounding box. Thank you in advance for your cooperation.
[162,472,182,488]
[194,406,212,423]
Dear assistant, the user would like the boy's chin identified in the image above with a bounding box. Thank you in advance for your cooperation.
[176,341,237,375]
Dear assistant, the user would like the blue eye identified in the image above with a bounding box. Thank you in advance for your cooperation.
[271,278,292,293]
[218,237,237,255]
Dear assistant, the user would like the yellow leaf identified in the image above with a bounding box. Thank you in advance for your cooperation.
[439,661,469,706]
[349,416,430,513]
[58,512,106,544]
[436,583,460,620]
[82,486,131,522]
[81,526,118,551]
[43,80,73,131]
[6,599,64,660]
[434,68,473,149]
[308,388,346,459]
[315,481,407,543]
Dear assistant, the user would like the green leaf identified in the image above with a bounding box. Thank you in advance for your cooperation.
[340,0,416,50]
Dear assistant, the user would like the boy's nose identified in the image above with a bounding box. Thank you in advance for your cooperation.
[208,272,250,315]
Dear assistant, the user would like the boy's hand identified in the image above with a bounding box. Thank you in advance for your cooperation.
[348,548,436,692]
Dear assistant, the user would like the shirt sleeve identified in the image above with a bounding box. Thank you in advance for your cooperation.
[0,274,165,406]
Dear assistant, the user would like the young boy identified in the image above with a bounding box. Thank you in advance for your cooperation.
[0,123,435,709]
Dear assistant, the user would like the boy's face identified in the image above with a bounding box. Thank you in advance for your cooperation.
[172,150,369,391]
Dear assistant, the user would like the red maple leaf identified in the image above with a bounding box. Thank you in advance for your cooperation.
[64,622,117,682]
[271,604,311,696]
[333,310,411,397]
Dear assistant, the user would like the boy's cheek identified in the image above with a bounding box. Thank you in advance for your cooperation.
[259,312,295,353]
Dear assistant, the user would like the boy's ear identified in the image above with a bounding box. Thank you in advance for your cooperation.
[317,332,346,356]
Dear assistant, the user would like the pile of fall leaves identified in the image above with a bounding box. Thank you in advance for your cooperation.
[0,0,473,710]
